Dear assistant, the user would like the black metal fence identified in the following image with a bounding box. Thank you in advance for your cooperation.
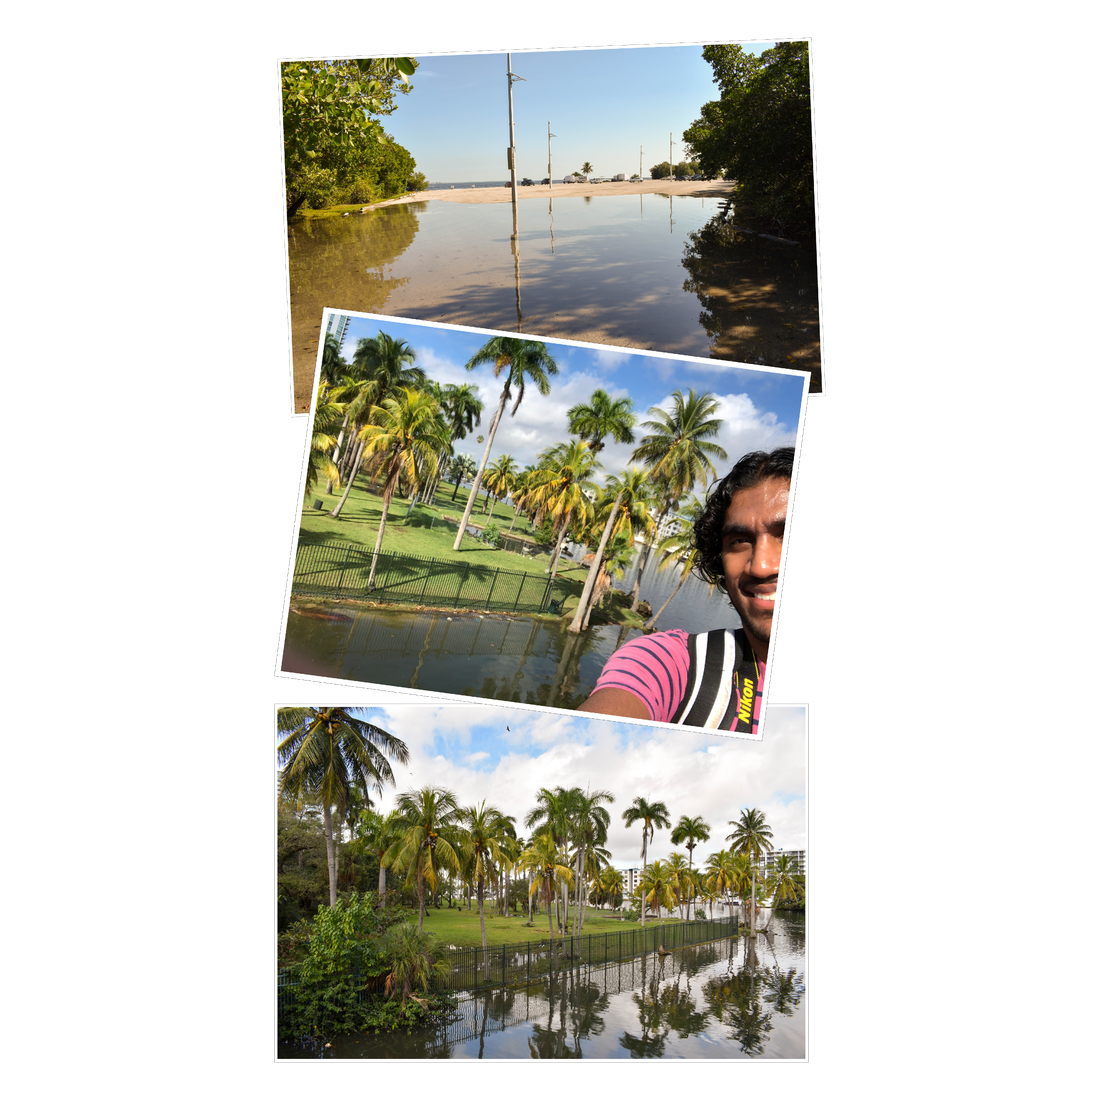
[291,543,571,613]
[278,916,736,1017]
[439,916,736,993]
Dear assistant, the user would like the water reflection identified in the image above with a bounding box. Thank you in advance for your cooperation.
[281,913,805,1059]
[287,193,819,410]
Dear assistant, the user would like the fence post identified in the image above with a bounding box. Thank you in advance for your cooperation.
[511,572,527,612]
[335,544,353,597]
[419,558,433,602]
[538,573,554,612]
[454,561,470,608]
[484,566,500,609]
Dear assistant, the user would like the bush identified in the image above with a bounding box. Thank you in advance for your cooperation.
[482,521,501,547]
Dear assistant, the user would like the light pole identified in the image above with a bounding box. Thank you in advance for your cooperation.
[506,54,526,205]
[548,122,556,190]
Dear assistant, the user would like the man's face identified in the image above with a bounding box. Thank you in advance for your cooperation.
[720,477,789,653]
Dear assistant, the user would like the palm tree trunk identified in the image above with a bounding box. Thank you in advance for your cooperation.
[569,491,622,633]
[328,441,366,518]
[367,460,400,586]
[547,506,574,583]
[478,877,490,977]
[646,570,689,629]
[417,870,426,932]
[322,802,338,908]
[454,389,509,550]
[378,859,387,907]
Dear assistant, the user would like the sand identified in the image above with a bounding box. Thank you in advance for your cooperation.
[363,178,734,209]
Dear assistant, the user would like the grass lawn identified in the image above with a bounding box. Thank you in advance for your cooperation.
[298,474,648,628]
[415,904,684,948]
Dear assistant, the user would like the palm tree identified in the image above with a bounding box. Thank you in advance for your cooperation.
[644,495,708,629]
[704,848,742,919]
[453,337,559,549]
[386,785,463,931]
[569,467,654,632]
[277,707,410,908]
[525,786,575,933]
[597,865,624,911]
[636,859,676,945]
[727,808,774,934]
[461,801,513,973]
[519,833,574,941]
[666,851,692,920]
[320,332,349,389]
[482,453,519,519]
[525,439,599,582]
[568,786,615,934]
[628,389,728,609]
[448,453,478,502]
[621,796,672,927]
[767,853,805,910]
[382,921,449,1005]
[566,389,636,454]
[581,161,595,178]
[356,387,449,586]
[304,383,346,498]
[358,809,401,907]
[670,814,711,875]
[441,381,484,442]
[327,331,424,518]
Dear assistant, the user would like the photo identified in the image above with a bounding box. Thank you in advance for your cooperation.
[280,313,807,736]
[277,704,807,1059]
[283,43,820,413]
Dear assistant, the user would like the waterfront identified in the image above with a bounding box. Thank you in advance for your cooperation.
[280,911,805,1059]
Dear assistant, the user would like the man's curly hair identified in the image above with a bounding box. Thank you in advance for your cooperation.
[692,447,794,595]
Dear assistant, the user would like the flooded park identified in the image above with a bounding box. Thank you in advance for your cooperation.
[280,910,805,1059]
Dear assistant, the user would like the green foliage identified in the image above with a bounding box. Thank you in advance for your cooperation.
[381,920,451,1003]
[337,133,421,205]
[282,57,417,217]
[407,171,429,192]
[650,161,672,179]
[683,42,814,237]
[482,521,501,546]
[280,892,394,1037]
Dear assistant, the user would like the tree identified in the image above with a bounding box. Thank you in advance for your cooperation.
[282,57,417,217]
[277,708,410,908]
[621,797,672,927]
[356,387,448,586]
[385,786,463,931]
[482,453,519,518]
[671,814,711,875]
[650,161,672,179]
[358,809,401,907]
[525,440,599,582]
[682,42,814,237]
[727,808,774,933]
[636,859,676,945]
[453,338,559,549]
[304,383,345,498]
[566,389,636,455]
[628,389,728,609]
[568,787,615,934]
[767,854,805,910]
[644,496,707,629]
[461,802,514,973]
[382,920,449,1005]
[581,161,595,177]
[447,453,478,502]
[328,331,424,518]
[519,833,574,941]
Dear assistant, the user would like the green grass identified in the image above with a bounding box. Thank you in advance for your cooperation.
[298,474,648,628]
[415,904,682,948]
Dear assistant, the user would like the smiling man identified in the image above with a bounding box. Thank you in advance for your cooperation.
[577,447,793,733]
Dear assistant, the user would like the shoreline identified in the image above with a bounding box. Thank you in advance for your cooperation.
[360,178,735,210]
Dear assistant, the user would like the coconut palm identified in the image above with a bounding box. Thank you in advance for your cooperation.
[628,389,729,609]
[581,161,595,178]
[454,337,559,549]
[666,851,693,920]
[277,707,410,908]
[568,786,615,934]
[636,859,676,945]
[670,814,711,875]
[386,785,463,931]
[461,801,514,973]
[327,331,425,518]
[566,389,636,454]
[441,381,485,442]
[482,453,519,518]
[621,797,672,927]
[448,453,478,502]
[525,439,599,582]
[304,383,346,498]
[356,387,449,586]
[704,848,742,918]
[645,495,709,629]
[597,865,625,911]
[525,786,576,933]
[767,853,805,909]
[727,808,774,934]
[320,332,349,389]
[519,832,574,941]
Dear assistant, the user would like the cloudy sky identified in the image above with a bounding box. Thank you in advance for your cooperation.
[378,43,772,183]
[330,312,806,488]
[310,703,806,868]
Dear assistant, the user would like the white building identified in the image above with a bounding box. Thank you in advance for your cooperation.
[325,311,352,351]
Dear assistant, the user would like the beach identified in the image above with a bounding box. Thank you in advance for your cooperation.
[365,177,734,209]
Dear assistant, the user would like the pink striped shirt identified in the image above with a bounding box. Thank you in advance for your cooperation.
[592,628,766,730]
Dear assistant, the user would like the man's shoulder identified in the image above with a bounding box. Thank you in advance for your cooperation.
[613,628,690,658]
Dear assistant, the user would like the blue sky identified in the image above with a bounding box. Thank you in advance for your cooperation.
[314,704,806,867]
[330,312,805,485]
[378,43,771,183]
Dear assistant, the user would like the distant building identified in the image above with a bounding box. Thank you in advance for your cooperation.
[759,848,806,876]
[325,311,352,351]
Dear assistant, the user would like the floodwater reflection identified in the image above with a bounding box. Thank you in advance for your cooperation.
[287,193,819,410]
[281,912,805,1059]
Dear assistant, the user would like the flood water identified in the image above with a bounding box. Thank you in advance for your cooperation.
[288,192,820,410]
[282,555,741,705]
[280,911,805,1059]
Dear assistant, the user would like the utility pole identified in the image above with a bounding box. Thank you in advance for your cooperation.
[669,132,677,180]
[548,122,556,190]
[506,54,526,205]
[640,145,643,178]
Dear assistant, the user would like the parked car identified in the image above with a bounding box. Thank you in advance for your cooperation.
[520,177,534,186]
[541,177,550,184]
